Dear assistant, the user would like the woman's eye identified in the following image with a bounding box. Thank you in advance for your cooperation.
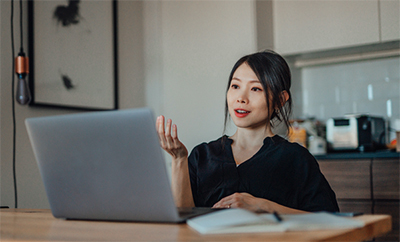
[231,84,239,89]
[252,87,262,91]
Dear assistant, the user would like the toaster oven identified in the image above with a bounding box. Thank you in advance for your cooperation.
[326,115,386,152]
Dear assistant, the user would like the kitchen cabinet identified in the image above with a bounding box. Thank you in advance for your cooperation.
[380,0,400,42]
[373,159,400,200]
[318,160,371,199]
[272,0,399,56]
[372,159,399,241]
[375,201,400,241]
[317,155,400,241]
[337,200,372,215]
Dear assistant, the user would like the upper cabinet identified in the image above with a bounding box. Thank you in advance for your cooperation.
[272,0,398,56]
[380,0,400,42]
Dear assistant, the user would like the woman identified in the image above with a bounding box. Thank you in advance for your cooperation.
[156,50,339,214]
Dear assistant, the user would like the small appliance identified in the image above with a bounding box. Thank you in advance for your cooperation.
[326,115,386,152]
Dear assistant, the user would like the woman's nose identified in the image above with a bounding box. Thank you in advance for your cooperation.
[237,93,248,103]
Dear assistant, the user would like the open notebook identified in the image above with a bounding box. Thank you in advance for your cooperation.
[187,208,365,234]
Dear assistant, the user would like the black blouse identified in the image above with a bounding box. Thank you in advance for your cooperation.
[188,135,339,212]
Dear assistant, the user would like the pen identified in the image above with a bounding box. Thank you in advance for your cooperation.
[332,212,363,217]
[273,211,283,222]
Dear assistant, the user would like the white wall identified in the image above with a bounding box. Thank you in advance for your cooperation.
[1,0,257,209]
[156,1,257,151]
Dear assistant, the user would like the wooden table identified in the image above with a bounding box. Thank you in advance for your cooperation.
[0,209,392,241]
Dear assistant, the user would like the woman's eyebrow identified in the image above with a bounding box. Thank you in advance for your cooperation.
[232,77,242,81]
[232,77,260,83]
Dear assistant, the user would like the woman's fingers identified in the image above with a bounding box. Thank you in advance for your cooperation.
[212,193,269,212]
[212,195,233,209]
[156,116,184,153]
[212,193,249,209]
[172,124,180,144]
[156,115,165,134]
[156,116,167,148]
[165,119,174,149]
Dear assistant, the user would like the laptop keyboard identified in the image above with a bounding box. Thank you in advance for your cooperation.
[178,207,225,219]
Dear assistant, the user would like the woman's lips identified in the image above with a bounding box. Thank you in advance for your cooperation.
[234,109,250,118]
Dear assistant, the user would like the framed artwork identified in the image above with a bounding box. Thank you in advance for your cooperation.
[28,0,118,110]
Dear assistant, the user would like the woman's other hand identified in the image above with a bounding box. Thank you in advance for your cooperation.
[156,116,188,160]
[212,193,269,213]
[213,193,307,214]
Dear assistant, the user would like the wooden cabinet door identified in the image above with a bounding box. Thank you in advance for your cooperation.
[374,201,399,241]
[318,159,371,199]
[337,200,372,214]
[373,158,400,200]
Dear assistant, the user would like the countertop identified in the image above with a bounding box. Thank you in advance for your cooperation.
[314,150,400,160]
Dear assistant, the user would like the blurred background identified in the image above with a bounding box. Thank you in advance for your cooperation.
[1,0,399,210]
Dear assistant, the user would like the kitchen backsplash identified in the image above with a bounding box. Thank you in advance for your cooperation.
[300,56,399,140]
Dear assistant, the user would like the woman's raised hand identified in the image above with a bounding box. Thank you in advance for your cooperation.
[156,116,194,207]
[156,116,188,160]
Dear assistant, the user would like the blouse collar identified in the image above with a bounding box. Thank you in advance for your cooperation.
[224,134,284,147]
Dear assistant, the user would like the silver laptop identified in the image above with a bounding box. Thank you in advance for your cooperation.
[26,108,215,223]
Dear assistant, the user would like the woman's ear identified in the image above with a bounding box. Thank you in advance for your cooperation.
[280,90,289,106]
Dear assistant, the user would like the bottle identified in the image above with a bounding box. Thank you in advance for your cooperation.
[289,121,307,148]
[308,136,327,155]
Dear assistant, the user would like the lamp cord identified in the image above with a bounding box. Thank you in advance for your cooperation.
[11,0,18,209]
[19,0,23,54]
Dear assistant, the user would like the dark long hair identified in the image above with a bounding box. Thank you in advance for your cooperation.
[224,50,292,134]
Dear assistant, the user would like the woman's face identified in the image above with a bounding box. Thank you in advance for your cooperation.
[226,63,271,130]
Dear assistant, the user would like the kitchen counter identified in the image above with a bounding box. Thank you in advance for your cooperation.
[314,150,400,160]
